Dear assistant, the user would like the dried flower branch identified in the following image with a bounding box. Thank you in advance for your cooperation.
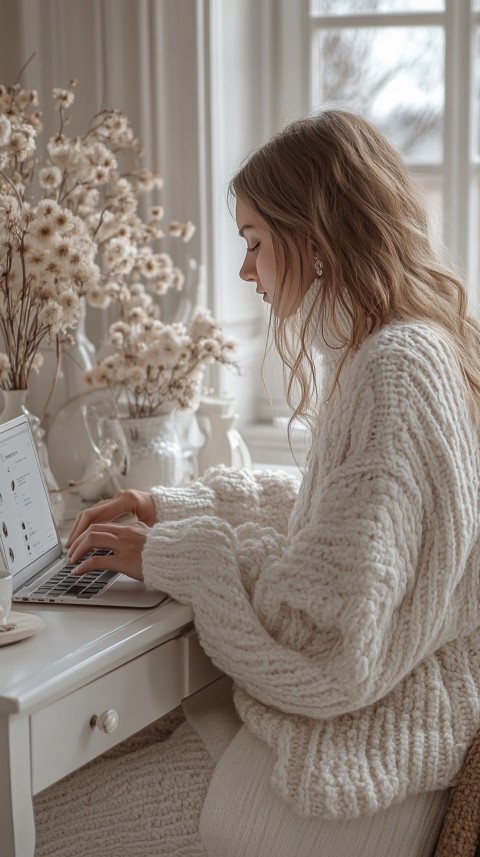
[85,309,239,418]
[0,78,195,390]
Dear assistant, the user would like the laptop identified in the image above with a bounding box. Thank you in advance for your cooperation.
[0,414,167,609]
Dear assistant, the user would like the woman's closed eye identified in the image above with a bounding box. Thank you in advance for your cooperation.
[246,242,260,253]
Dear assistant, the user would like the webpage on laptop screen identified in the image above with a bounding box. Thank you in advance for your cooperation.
[0,422,58,574]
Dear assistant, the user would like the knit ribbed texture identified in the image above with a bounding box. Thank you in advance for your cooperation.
[142,321,480,820]
[34,710,212,857]
[151,465,299,533]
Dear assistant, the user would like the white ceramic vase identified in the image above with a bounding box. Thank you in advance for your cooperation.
[117,412,185,492]
[196,396,252,475]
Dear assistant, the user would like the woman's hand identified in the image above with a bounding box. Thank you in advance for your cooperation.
[67,521,150,581]
[66,489,156,549]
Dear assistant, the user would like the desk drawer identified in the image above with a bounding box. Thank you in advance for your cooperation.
[31,636,186,794]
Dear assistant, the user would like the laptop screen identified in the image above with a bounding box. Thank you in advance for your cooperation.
[0,416,59,575]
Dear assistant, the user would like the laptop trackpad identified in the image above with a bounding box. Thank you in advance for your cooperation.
[97,575,168,608]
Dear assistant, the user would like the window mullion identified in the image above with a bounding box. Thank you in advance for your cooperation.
[309,11,444,29]
[443,0,473,287]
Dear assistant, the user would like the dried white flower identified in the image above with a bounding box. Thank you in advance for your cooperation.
[85,366,110,387]
[158,252,173,269]
[17,89,39,109]
[181,220,196,242]
[57,289,80,313]
[38,300,64,334]
[37,282,58,301]
[86,286,111,308]
[104,238,136,274]
[134,169,164,191]
[221,338,240,363]
[149,206,164,221]
[169,220,196,242]
[188,310,221,340]
[29,218,56,249]
[198,338,222,362]
[126,306,148,324]
[47,136,75,169]
[33,198,58,220]
[109,331,125,349]
[54,207,76,234]
[38,166,62,189]
[150,279,169,296]
[156,268,175,289]
[91,165,110,185]
[52,88,75,109]
[8,125,36,161]
[171,267,185,291]
[29,110,43,132]
[110,320,131,336]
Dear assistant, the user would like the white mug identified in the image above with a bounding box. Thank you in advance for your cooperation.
[0,567,13,625]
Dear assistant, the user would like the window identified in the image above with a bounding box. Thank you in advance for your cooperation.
[309,0,478,304]
[239,1,479,463]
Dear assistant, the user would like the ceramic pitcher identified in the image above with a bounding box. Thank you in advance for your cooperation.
[196,396,252,475]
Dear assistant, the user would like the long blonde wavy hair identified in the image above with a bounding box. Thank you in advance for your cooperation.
[229,109,480,430]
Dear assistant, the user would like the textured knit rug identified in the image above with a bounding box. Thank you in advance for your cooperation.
[34,708,213,857]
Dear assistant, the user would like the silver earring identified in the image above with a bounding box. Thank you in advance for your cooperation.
[314,255,324,280]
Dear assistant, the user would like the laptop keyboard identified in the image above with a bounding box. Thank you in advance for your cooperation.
[30,549,117,601]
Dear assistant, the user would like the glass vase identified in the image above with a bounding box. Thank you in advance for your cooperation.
[0,389,29,423]
[26,296,95,428]
[117,412,184,492]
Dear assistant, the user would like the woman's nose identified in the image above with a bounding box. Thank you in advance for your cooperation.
[239,257,256,282]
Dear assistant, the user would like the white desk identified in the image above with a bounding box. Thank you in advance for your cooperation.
[0,495,221,857]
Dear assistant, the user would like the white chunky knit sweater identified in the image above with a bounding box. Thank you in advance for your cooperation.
[143,321,480,820]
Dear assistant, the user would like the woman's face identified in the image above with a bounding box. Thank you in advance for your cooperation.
[236,196,314,316]
[236,197,276,304]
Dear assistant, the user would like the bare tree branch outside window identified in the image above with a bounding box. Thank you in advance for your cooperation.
[311,0,444,161]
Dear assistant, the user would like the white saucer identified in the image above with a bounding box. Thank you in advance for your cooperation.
[0,611,45,647]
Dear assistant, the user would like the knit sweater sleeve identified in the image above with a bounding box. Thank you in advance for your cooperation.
[150,465,299,533]
[143,325,480,720]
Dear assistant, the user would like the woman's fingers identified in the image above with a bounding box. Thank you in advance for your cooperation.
[66,493,136,547]
[66,490,156,547]
[68,524,119,560]
[68,522,149,581]
[71,552,127,578]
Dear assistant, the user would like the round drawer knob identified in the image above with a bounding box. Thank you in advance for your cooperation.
[90,709,119,734]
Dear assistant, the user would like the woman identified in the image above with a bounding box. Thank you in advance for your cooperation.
[36,110,480,856]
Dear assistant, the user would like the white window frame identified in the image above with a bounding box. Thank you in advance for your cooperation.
[308,1,477,302]
[234,1,480,464]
